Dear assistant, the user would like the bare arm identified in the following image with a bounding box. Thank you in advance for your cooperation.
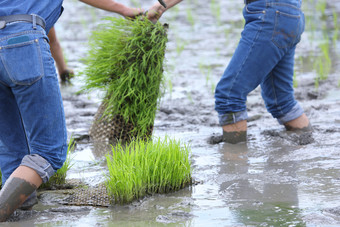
[147,0,183,23]
[79,0,143,18]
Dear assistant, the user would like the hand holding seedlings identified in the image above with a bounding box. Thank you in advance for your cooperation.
[147,0,183,23]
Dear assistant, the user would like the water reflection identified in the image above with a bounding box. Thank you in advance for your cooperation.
[218,143,305,226]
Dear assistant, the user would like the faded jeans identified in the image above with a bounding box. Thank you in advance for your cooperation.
[0,21,67,185]
[215,0,305,126]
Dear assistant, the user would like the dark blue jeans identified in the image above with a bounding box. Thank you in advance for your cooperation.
[0,22,67,184]
[215,0,305,126]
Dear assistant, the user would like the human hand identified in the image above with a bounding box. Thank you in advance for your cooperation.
[122,7,144,19]
[146,4,165,23]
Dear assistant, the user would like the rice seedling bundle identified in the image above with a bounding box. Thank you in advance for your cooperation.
[106,137,192,204]
[82,17,168,143]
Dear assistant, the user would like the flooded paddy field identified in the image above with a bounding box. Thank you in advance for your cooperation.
[4,0,340,226]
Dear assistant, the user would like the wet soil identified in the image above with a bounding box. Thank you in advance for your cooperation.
[4,0,340,226]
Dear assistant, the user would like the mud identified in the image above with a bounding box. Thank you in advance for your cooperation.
[0,178,38,221]
[3,0,340,226]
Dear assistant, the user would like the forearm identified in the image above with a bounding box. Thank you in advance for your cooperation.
[147,0,182,22]
[155,0,183,14]
[163,0,183,9]
[79,0,130,15]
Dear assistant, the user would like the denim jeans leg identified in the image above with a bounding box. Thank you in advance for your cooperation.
[0,25,67,183]
[10,38,68,177]
[215,0,305,127]
[215,4,277,126]
[261,47,304,124]
[0,83,30,185]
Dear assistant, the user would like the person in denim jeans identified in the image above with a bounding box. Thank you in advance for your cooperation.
[149,0,310,144]
[215,0,311,143]
[0,0,143,221]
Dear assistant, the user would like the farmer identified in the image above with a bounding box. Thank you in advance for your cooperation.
[215,0,311,143]
[149,0,311,144]
[0,0,143,221]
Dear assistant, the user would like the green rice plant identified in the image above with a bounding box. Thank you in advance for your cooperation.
[81,17,168,140]
[316,0,327,18]
[186,8,195,28]
[333,10,338,46]
[175,35,187,56]
[167,77,173,97]
[211,82,216,95]
[210,0,221,26]
[40,138,75,189]
[186,91,194,104]
[314,40,332,83]
[105,137,192,204]
[88,7,99,23]
[293,71,298,88]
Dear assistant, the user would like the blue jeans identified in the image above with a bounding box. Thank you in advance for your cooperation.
[215,0,305,126]
[0,22,67,184]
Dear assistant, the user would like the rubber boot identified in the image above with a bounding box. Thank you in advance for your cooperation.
[0,177,37,222]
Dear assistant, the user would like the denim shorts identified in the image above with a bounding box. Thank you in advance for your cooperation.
[0,22,67,184]
[215,0,305,126]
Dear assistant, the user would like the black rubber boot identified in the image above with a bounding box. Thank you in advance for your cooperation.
[0,177,37,222]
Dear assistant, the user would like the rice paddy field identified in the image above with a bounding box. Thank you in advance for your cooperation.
[4,0,340,226]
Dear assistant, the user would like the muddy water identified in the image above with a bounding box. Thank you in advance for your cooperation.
[4,0,340,226]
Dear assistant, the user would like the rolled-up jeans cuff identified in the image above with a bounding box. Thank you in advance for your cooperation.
[218,111,248,126]
[277,103,304,125]
[20,154,55,183]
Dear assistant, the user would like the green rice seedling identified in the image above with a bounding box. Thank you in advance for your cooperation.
[186,91,194,104]
[40,138,75,189]
[210,0,221,26]
[167,77,173,98]
[81,17,168,141]
[88,7,98,23]
[314,40,331,82]
[316,0,327,18]
[175,36,187,56]
[105,137,192,204]
[333,10,338,46]
[211,82,216,95]
[293,71,298,88]
[186,8,195,28]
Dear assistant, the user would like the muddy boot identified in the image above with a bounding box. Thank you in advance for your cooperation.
[0,177,37,222]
